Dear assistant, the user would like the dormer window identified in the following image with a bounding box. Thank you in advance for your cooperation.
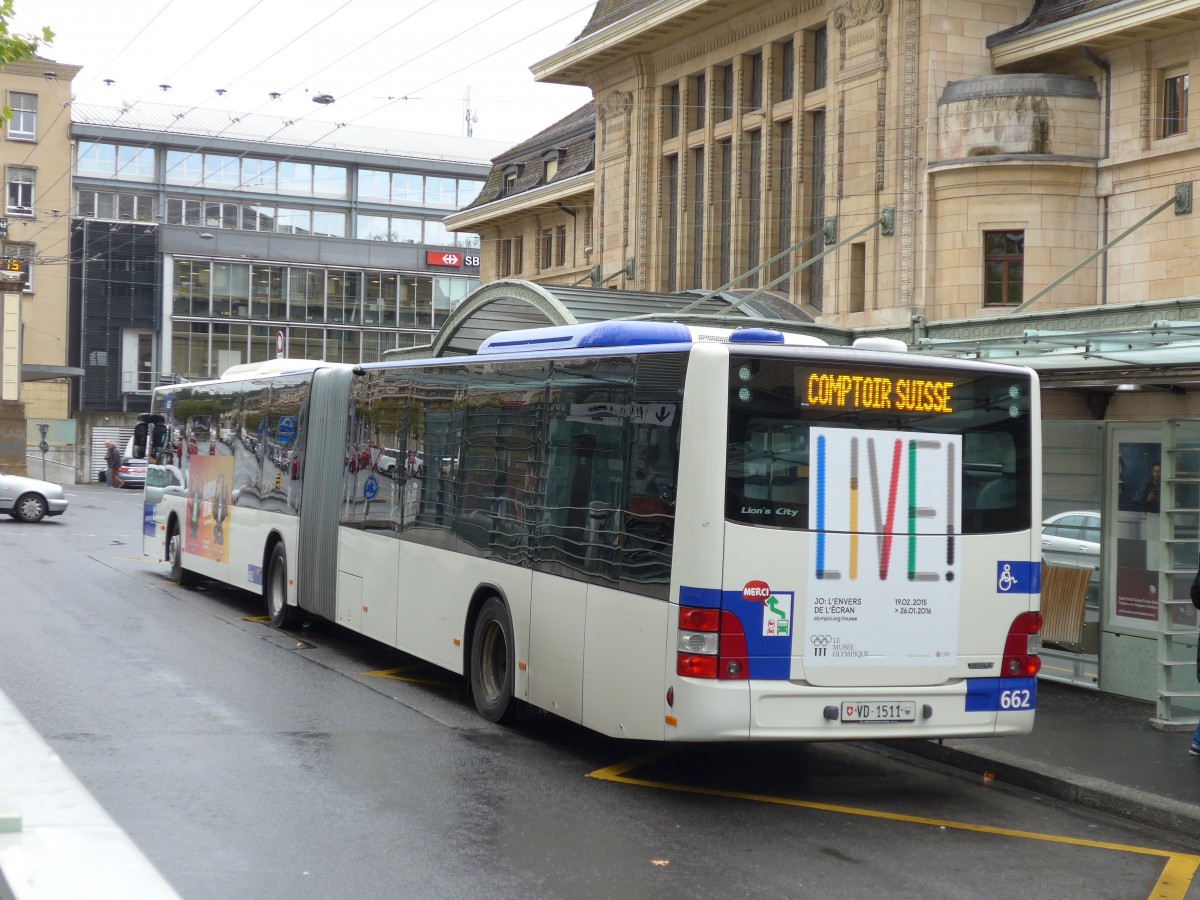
[501,162,523,194]
[541,149,564,184]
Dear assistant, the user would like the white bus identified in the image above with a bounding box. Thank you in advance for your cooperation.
[141,320,1043,741]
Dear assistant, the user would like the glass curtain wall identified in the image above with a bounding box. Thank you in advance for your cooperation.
[170,259,473,378]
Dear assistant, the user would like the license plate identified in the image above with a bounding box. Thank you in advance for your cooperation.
[841,700,916,723]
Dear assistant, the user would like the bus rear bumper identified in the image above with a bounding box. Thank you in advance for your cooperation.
[666,677,1036,742]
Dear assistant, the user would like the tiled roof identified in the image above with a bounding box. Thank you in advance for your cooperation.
[576,0,659,40]
[463,101,596,210]
[70,102,510,165]
[989,0,1123,46]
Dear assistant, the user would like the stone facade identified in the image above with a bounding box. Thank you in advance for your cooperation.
[0,58,80,421]
[451,0,1200,339]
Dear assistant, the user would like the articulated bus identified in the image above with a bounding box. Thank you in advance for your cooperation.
[140,320,1043,741]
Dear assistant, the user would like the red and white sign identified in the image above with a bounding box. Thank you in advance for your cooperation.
[426,251,461,268]
[276,330,284,357]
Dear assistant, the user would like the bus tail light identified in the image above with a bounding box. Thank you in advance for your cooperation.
[676,606,749,680]
[1002,611,1043,678]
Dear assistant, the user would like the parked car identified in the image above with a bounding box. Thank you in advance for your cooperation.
[98,457,148,489]
[1041,510,1101,573]
[0,470,69,523]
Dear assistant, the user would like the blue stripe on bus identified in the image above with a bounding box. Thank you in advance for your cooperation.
[964,677,1037,712]
[679,586,722,608]
[479,321,693,354]
[679,586,794,680]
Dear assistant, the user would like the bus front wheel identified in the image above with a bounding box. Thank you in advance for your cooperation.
[266,543,295,629]
[168,525,197,587]
[470,597,519,724]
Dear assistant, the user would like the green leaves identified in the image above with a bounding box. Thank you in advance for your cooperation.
[0,1,53,67]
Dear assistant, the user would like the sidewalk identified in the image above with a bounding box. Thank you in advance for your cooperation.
[881,679,1200,841]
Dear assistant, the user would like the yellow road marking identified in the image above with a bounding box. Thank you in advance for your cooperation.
[589,751,1200,900]
[363,665,453,687]
[242,615,271,623]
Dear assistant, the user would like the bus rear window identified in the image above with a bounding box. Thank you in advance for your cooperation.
[725,356,1033,534]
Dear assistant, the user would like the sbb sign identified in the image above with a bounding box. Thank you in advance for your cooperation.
[426,252,481,268]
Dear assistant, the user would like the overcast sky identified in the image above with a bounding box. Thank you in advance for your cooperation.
[16,0,596,147]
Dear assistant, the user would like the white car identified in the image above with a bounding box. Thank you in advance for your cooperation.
[0,470,69,523]
[1041,510,1100,573]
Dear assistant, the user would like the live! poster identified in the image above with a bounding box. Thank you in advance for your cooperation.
[184,456,233,564]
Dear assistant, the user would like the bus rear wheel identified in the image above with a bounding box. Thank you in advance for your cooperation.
[470,597,519,724]
[266,543,295,629]
[168,525,197,587]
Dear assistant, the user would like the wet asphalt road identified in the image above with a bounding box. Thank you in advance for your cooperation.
[1,484,1198,900]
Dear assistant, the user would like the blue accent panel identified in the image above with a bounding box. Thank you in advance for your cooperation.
[728,328,785,344]
[964,677,1037,712]
[722,589,795,680]
[679,586,796,680]
[679,585,722,608]
[479,321,693,354]
[248,565,263,586]
[997,560,1040,595]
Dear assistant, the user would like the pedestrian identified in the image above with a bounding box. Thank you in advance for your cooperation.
[1191,559,1200,756]
[105,440,124,489]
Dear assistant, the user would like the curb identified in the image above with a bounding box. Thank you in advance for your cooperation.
[876,738,1200,842]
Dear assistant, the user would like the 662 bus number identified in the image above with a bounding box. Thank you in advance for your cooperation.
[999,688,1033,710]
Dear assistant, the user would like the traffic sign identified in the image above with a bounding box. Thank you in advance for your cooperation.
[276,330,284,357]
[363,475,378,501]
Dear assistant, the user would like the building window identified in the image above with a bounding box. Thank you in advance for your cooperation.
[8,92,36,140]
[809,27,827,92]
[543,157,558,183]
[719,64,734,122]
[241,158,277,191]
[778,41,795,103]
[540,229,553,269]
[984,230,1024,306]
[691,146,705,288]
[500,236,524,276]
[664,156,679,292]
[165,150,203,185]
[393,173,423,204]
[79,190,155,221]
[1163,67,1189,137]
[555,225,567,267]
[205,154,239,186]
[279,162,314,195]
[849,242,866,312]
[276,208,313,235]
[504,171,518,194]
[312,211,347,237]
[241,204,276,232]
[718,139,732,285]
[6,167,33,216]
[746,130,762,285]
[775,120,793,292]
[666,83,680,138]
[424,220,451,245]
[747,53,763,110]
[693,75,706,131]
[425,176,457,207]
